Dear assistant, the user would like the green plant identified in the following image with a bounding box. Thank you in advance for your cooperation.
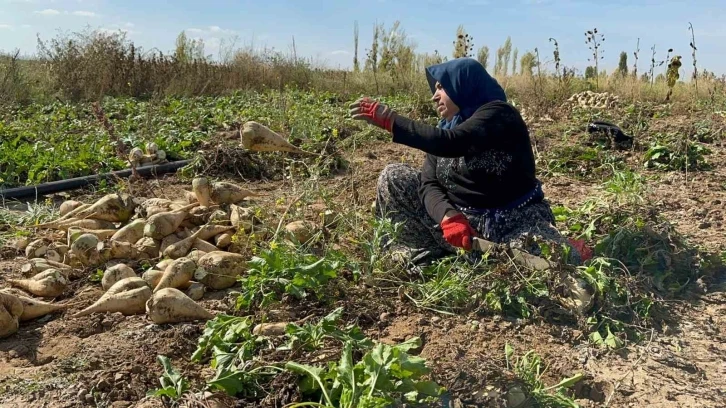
[520,51,536,77]
[504,344,583,407]
[482,265,550,319]
[279,307,373,352]
[541,145,621,181]
[147,355,191,401]
[477,45,490,70]
[587,319,626,350]
[285,337,444,408]
[600,167,646,205]
[235,243,340,310]
[665,55,682,101]
[617,51,628,78]
[191,315,282,396]
[643,138,711,171]
[402,255,477,315]
[595,220,703,295]
[358,214,403,275]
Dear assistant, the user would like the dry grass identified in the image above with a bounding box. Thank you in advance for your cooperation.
[1,27,725,111]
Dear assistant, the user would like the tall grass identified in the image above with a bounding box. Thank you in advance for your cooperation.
[2,27,725,109]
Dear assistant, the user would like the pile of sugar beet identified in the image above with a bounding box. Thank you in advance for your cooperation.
[1,121,321,339]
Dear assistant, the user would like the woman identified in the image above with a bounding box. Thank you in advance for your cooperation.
[350,57,591,267]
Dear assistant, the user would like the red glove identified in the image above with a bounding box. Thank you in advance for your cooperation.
[440,213,477,250]
[568,238,593,262]
[349,97,397,132]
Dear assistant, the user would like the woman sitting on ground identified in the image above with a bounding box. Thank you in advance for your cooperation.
[350,57,591,266]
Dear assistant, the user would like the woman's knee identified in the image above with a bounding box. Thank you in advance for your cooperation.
[377,163,419,194]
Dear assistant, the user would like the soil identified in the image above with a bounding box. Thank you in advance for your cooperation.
[1,109,725,408]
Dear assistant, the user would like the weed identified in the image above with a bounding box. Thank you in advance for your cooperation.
[595,219,706,294]
[648,44,657,85]
[235,243,341,311]
[504,344,583,407]
[358,214,404,275]
[689,22,699,93]
[191,315,282,397]
[600,167,647,206]
[540,144,622,181]
[278,307,372,352]
[665,55,682,102]
[643,135,711,171]
[285,337,444,407]
[147,355,191,401]
[477,45,490,71]
[353,21,360,73]
[632,38,640,79]
[453,25,475,59]
[0,199,58,228]
[402,255,478,315]
[549,38,562,83]
[189,310,444,406]
[584,28,605,90]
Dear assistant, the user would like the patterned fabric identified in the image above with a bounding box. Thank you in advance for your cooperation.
[375,163,583,266]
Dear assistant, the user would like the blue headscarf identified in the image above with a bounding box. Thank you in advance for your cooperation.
[425,57,507,129]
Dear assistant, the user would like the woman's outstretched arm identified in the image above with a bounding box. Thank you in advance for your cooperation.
[391,102,515,157]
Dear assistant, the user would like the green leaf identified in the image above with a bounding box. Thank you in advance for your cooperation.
[604,327,624,349]
[413,380,445,397]
[393,336,422,353]
[505,343,515,369]
[285,362,334,407]
[358,395,394,408]
[207,371,248,395]
[555,373,585,389]
[589,331,605,346]
[397,355,429,379]
[337,342,355,389]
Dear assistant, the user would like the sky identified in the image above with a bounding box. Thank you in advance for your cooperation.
[1,0,726,77]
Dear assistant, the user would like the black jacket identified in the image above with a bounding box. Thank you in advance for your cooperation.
[390,101,537,224]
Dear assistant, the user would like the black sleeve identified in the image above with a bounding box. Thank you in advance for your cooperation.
[418,153,456,224]
[390,104,507,157]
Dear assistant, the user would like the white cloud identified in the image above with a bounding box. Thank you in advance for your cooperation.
[209,26,236,34]
[34,9,61,15]
[72,10,97,17]
[124,22,134,28]
[0,24,12,30]
[32,9,99,17]
[185,26,237,36]
[331,50,350,55]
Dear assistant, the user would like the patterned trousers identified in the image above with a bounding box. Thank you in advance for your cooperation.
[374,163,582,266]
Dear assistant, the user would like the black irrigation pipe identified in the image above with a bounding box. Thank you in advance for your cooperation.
[0,160,192,201]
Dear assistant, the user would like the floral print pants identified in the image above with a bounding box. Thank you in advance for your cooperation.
[374,163,582,266]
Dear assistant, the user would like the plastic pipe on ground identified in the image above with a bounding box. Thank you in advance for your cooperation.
[0,160,192,201]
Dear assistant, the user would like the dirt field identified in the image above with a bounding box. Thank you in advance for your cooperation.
[1,104,725,408]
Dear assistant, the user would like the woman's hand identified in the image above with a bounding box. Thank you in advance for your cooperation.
[440,212,477,250]
[349,97,397,132]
